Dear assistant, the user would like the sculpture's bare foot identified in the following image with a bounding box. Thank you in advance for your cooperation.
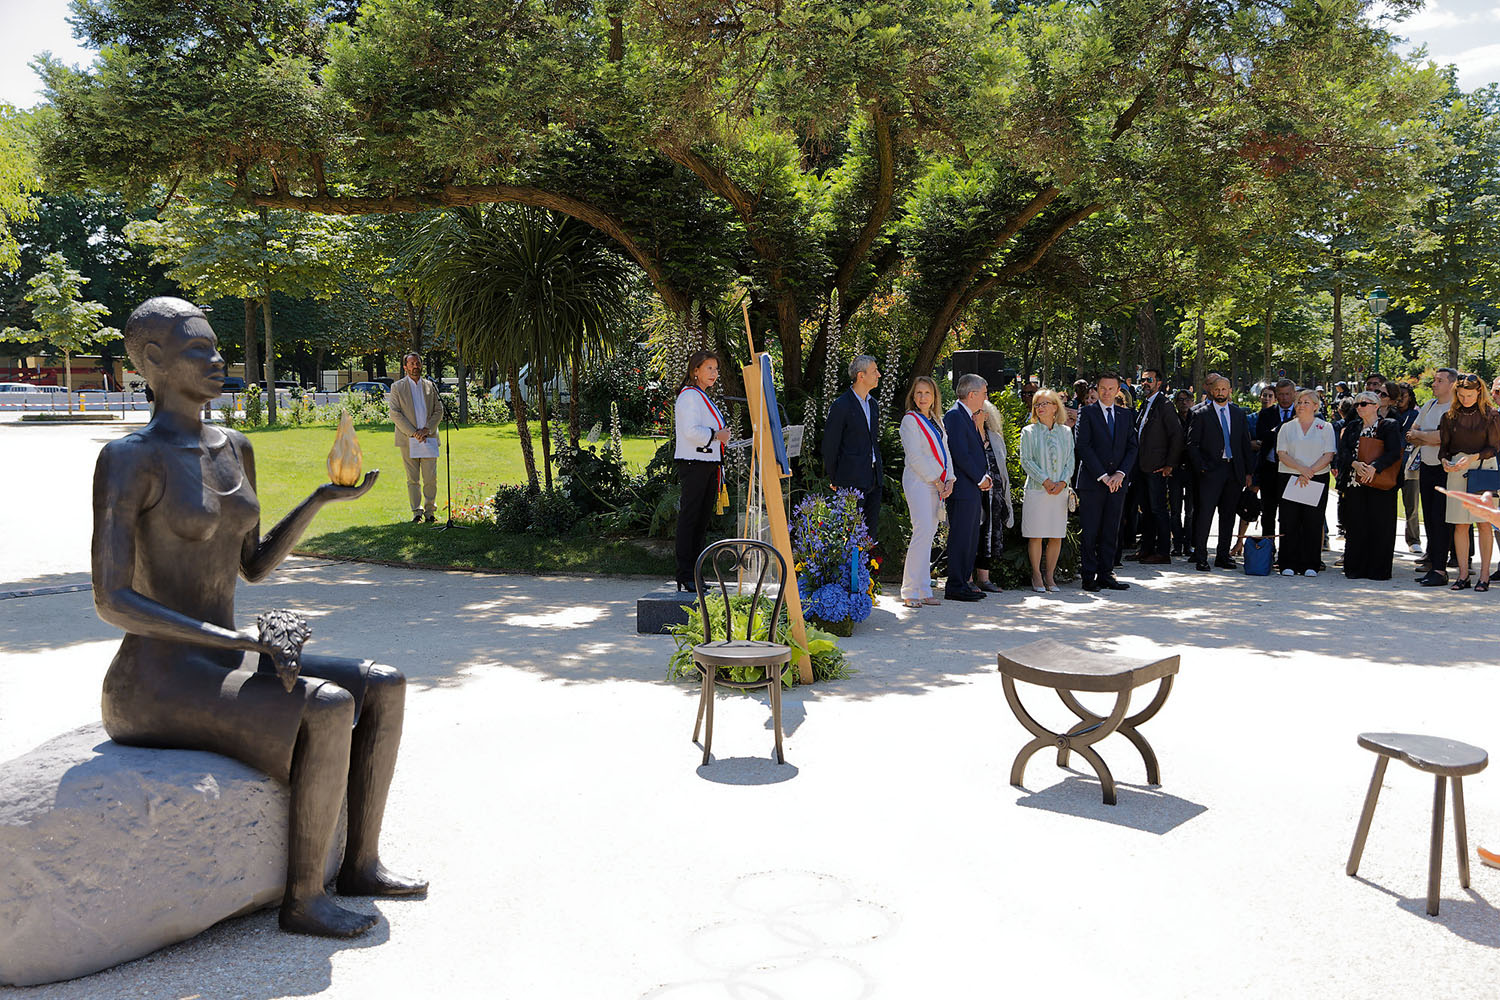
[337,861,429,898]
[279,894,379,937]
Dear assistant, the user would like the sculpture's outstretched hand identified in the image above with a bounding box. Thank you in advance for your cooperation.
[315,470,379,503]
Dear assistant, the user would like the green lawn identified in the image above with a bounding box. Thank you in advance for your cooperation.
[243,422,673,576]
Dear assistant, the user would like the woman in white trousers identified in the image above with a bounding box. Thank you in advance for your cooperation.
[899,375,953,608]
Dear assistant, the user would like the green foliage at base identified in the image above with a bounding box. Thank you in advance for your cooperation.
[666,594,854,688]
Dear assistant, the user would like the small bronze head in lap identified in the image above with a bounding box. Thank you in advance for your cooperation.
[92,297,426,938]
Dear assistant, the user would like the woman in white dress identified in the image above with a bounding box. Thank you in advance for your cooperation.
[1018,388,1073,593]
[898,376,953,608]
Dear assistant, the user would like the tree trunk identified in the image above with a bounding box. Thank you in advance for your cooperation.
[313,346,326,390]
[535,356,553,489]
[1137,299,1162,373]
[1193,311,1206,392]
[261,287,276,425]
[1075,313,1086,379]
[509,365,539,491]
[776,293,802,392]
[456,353,469,424]
[1041,317,1051,386]
[1445,303,1461,368]
[1116,321,1130,371]
[242,297,260,383]
[568,346,580,447]
[1331,282,1345,382]
[1262,304,1274,383]
[407,295,423,354]
[258,207,277,425]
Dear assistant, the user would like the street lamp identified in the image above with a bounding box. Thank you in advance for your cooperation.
[1367,288,1390,375]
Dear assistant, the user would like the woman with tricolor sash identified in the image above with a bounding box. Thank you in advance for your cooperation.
[898,375,954,608]
[673,350,731,591]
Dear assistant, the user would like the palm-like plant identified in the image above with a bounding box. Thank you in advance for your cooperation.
[400,206,635,489]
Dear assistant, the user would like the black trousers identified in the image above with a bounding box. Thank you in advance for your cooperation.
[1258,462,1285,554]
[1343,484,1398,580]
[1139,470,1172,557]
[1079,486,1127,581]
[945,494,980,592]
[837,463,883,541]
[1278,472,1329,574]
[1170,469,1193,552]
[1194,463,1243,563]
[1119,474,1141,548]
[675,459,720,585]
[1418,463,1452,574]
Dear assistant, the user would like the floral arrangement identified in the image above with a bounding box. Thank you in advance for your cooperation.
[666,594,853,688]
[792,488,878,633]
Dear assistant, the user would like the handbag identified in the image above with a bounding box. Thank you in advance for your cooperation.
[1355,436,1399,490]
[1466,466,1500,493]
[1243,536,1275,576]
[1066,487,1079,513]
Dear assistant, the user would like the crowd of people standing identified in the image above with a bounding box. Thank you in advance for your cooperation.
[672,349,1500,605]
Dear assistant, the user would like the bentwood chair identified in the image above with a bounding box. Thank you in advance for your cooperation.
[691,538,793,766]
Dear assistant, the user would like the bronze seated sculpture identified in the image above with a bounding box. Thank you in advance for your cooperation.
[92,297,426,938]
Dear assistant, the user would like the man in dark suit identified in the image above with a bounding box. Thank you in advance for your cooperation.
[822,354,884,538]
[1256,378,1297,563]
[1132,368,1183,564]
[1074,372,1139,592]
[941,373,993,601]
[1169,389,1196,555]
[1186,374,1254,571]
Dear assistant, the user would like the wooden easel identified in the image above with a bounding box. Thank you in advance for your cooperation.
[741,303,812,683]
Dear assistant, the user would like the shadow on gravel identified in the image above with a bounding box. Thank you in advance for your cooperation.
[1352,876,1500,948]
[696,756,799,785]
[1014,775,1208,835]
[11,906,391,999]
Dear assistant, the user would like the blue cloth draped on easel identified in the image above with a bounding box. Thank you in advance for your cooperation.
[760,354,790,475]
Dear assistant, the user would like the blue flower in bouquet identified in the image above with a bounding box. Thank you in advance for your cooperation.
[808,584,851,622]
[848,592,873,623]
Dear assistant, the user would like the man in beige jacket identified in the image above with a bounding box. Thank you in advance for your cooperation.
[389,353,445,522]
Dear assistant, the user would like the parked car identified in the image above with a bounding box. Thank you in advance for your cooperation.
[345,381,389,395]
[219,376,247,393]
[0,383,66,393]
[488,365,572,404]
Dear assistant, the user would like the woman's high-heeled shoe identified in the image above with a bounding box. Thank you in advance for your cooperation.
[1476,579,1490,592]
[1451,578,1472,591]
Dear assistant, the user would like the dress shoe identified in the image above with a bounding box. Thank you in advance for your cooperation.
[1196,561,1211,572]
[944,588,983,601]
[1130,551,1150,562]
[1140,554,1170,565]
[1099,577,1130,591]
[1081,579,1101,592]
[976,580,1003,593]
[1418,571,1449,586]
[1214,557,1237,570]
[425,512,437,523]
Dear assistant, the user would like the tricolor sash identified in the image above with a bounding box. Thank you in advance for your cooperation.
[907,411,949,482]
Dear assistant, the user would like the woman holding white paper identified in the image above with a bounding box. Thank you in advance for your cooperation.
[1275,389,1336,577]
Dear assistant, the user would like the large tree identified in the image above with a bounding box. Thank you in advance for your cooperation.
[36,0,1436,392]
[0,105,37,273]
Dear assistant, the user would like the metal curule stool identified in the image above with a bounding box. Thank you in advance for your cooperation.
[1346,732,1489,916]
[996,639,1179,805]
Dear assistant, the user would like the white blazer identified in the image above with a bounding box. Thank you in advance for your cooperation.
[899,411,953,485]
[674,387,725,463]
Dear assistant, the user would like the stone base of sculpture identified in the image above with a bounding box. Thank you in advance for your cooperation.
[0,724,344,986]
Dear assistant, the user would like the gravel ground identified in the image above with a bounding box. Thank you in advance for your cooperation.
[4,424,1500,999]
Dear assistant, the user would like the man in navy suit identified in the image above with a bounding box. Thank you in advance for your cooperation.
[1075,372,1139,592]
[941,373,993,601]
[1186,374,1255,571]
[822,355,884,537]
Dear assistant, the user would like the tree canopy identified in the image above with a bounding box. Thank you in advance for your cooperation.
[33,0,1448,395]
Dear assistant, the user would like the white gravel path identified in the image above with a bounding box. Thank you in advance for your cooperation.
[4,423,1499,999]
